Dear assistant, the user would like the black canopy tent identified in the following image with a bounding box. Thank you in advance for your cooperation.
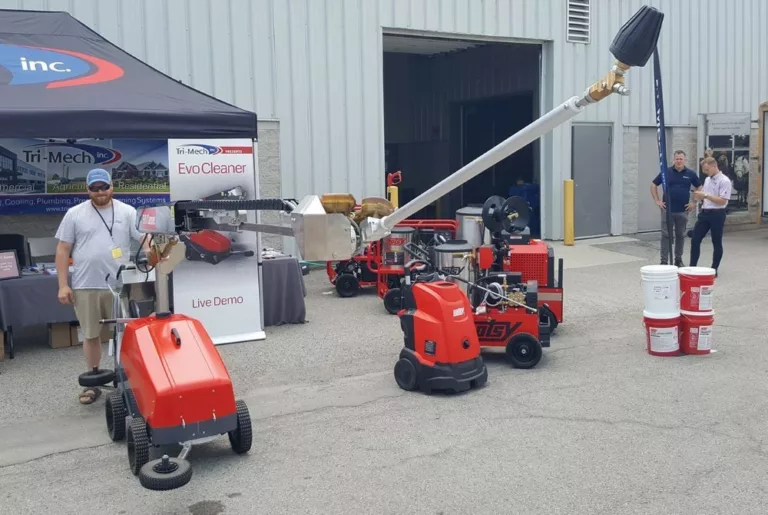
[0,9,258,140]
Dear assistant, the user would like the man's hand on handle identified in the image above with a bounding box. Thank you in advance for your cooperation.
[656,200,666,209]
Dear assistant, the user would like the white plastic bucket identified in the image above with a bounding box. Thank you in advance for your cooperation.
[640,265,679,318]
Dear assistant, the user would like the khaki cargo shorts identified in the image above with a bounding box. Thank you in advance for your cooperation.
[73,288,115,341]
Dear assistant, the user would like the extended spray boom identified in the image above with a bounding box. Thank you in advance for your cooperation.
[136,6,663,263]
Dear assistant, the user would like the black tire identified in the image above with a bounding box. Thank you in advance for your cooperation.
[335,274,359,298]
[394,358,418,391]
[127,417,150,476]
[105,392,127,442]
[383,288,402,315]
[539,305,559,333]
[228,400,253,455]
[139,456,193,491]
[505,333,543,369]
[79,368,116,388]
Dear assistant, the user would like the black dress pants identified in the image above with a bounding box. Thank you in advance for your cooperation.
[689,209,726,270]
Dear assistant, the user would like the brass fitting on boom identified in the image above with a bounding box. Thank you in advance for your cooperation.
[578,61,632,106]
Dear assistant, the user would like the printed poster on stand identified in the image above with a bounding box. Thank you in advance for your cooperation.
[167,139,265,345]
[0,138,170,215]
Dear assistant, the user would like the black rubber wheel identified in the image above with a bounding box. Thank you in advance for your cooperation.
[335,274,359,298]
[394,358,418,391]
[383,288,402,315]
[79,367,116,387]
[127,417,150,476]
[228,399,253,455]
[506,333,543,369]
[539,305,559,333]
[138,455,193,491]
[105,392,127,442]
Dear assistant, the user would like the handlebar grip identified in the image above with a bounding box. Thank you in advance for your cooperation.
[404,259,428,270]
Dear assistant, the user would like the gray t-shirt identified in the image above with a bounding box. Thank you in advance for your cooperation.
[55,199,144,289]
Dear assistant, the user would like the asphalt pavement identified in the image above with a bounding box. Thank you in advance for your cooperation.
[1,228,767,515]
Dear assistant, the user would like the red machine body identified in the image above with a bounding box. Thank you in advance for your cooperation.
[473,307,540,348]
[494,238,564,330]
[470,278,547,368]
[120,312,238,441]
[326,219,459,303]
[394,279,487,393]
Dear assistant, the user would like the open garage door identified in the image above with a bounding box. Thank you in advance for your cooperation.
[382,33,543,236]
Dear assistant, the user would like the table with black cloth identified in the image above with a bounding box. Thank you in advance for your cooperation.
[0,273,78,358]
[260,256,307,327]
[0,256,306,359]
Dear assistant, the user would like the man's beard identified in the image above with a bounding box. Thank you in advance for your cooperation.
[91,194,113,207]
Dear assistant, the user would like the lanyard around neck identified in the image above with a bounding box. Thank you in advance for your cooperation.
[92,200,115,238]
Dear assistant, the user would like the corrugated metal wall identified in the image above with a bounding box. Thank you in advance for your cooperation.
[2,0,767,238]
[574,0,768,127]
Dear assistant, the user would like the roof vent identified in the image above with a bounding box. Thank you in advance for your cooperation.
[567,0,591,44]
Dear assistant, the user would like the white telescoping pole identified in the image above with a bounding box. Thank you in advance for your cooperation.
[378,96,585,232]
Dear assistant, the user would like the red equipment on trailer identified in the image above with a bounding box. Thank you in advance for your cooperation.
[326,219,459,309]
[477,195,565,333]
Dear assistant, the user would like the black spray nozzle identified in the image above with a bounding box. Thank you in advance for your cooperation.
[609,5,664,67]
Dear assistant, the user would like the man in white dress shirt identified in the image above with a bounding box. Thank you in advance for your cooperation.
[689,157,732,277]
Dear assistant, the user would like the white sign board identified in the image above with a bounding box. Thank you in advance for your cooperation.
[707,113,751,136]
[167,139,265,345]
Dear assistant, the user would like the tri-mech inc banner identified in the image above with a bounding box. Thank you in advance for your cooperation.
[0,139,170,214]
[167,138,265,345]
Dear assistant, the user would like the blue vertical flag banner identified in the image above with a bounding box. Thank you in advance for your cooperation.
[652,48,673,264]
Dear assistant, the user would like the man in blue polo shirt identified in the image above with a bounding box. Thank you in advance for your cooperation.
[650,150,701,266]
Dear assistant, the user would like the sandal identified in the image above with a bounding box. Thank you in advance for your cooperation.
[79,387,102,405]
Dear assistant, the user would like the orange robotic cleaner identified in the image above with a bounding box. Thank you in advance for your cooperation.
[77,238,252,491]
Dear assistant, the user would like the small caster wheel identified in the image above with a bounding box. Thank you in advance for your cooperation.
[383,288,402,315]
[335,274,359,298]
[139,455,193,491]
[79,367,116,387]
[505,333,543,369]
[394,358,418,391]
[105,392,126,441]
[228,399,253,455]
[127,417,150,476]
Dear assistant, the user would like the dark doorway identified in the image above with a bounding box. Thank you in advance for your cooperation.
[457,92,535,206]
[381,37,541,227]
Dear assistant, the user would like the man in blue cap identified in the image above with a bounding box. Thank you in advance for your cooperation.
[54,168,147,404]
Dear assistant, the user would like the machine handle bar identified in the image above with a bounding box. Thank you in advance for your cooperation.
[99,318,139,325]
[175,198,294,212]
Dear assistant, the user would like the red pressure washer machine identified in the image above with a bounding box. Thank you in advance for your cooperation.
[475,195,565,333]
[393,254,488,394]
[404,199,552,371]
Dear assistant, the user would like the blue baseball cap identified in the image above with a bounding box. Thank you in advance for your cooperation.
[86,168,111,186]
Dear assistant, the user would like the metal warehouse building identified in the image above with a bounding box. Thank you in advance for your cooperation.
[3,0,767,248]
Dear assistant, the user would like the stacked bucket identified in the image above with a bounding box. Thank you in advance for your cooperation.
[678,267,715,355]
[640,265,716,357]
